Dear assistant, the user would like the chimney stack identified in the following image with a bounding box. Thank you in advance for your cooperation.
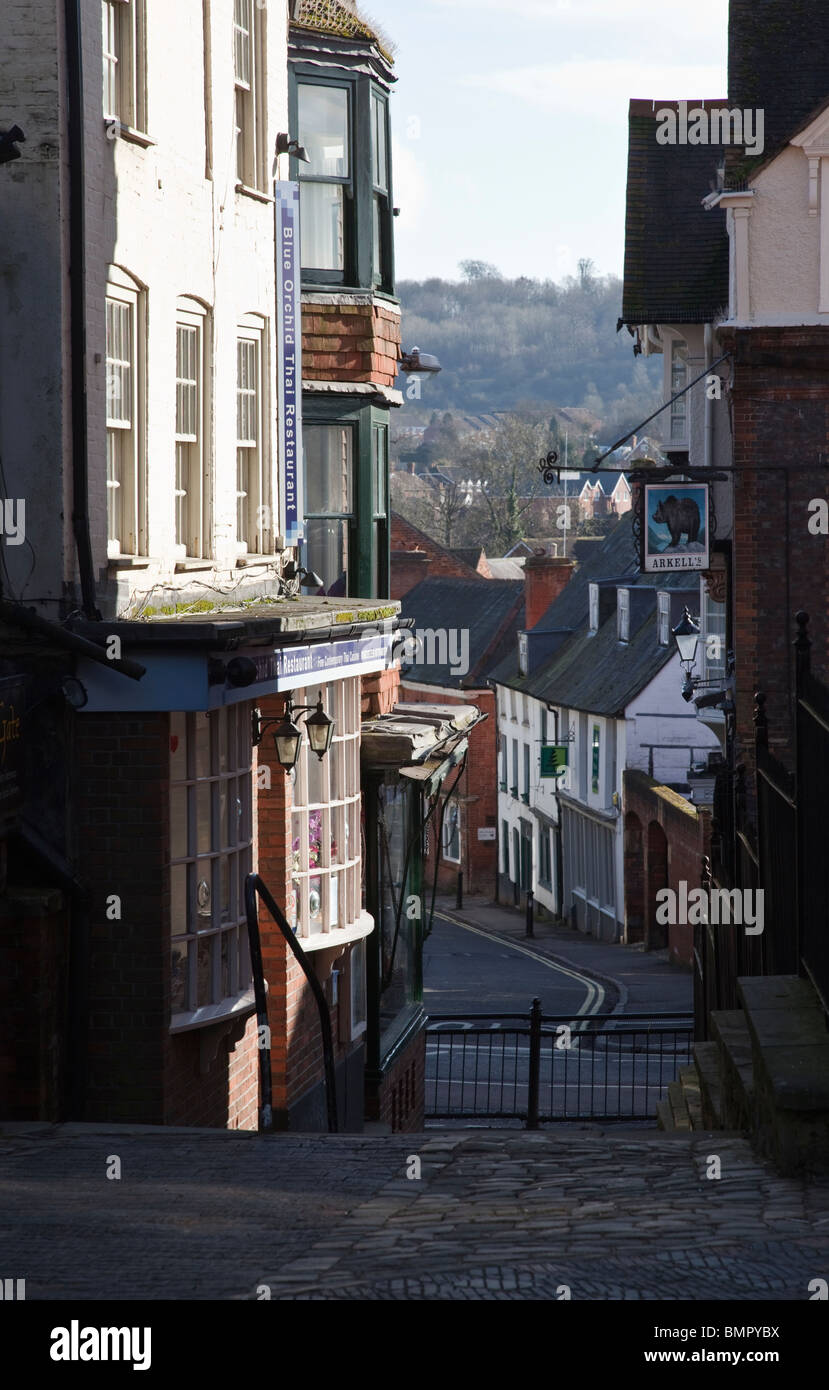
[390,548,431,599]
[523,554,576,629]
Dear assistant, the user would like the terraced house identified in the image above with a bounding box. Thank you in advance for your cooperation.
[0,0,472,1136]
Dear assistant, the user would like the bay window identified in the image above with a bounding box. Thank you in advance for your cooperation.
[290,679,362,943]
[302,401,391,598]
[169,707,253,1026]
[292,71,393,290]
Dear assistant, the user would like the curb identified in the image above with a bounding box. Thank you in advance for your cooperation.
[432,906,627,1014]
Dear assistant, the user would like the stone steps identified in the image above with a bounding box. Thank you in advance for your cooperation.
[660,976,829,1173]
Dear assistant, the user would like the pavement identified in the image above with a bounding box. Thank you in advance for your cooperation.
[1,1123,828,1300]
[428,893,693,1016]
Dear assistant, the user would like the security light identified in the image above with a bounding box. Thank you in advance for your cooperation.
[400,347,442,375]
[275,131,310,163]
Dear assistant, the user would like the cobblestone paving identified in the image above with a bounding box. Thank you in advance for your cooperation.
[1,1124,828,1300]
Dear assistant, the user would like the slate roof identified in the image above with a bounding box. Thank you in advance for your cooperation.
[450,547,486,571]
[621,100,729,325]
[400,576,524,690]
[728,0,829,181]
[489,511,698,715]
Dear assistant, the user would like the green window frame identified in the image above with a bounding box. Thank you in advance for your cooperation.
[290,66,394,292]
[301,397,390,599]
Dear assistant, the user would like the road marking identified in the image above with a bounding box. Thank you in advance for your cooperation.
[432,910,605,1015]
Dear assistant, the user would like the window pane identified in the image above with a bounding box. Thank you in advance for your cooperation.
[305,518,349,597]
[372,425,387,513]
[305,425,352,513]
[234,0,252,86]
[300,181,345,272]
[298,84,349,176]
[171,939,188,1012]
[372,93,388,191]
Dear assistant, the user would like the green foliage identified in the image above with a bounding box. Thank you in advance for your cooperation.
[397,268,661,438]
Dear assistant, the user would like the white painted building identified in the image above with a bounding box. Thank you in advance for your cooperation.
[0,0,293,622]
[492,519,721,941]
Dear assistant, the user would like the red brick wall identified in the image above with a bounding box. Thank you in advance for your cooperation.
[623,770,710,967]
[302,301,401,387]
[524,555,576,630]
[722,326,829,776]
[366,1028,425,1132]
[401,685,497,895]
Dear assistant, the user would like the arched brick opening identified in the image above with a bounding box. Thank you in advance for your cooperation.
[624,811,645,943]
[646,820,669,950]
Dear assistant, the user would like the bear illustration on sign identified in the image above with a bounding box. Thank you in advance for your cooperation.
[652,494,701,547]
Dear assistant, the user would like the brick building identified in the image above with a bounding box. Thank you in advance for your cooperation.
[618,0,829,1163]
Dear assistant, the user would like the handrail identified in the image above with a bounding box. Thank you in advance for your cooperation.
[245,872,338,1134]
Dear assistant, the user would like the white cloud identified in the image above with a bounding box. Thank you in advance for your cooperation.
[462,58,726,122]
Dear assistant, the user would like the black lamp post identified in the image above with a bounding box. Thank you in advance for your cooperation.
[252,690,335,771]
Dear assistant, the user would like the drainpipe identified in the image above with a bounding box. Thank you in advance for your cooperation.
[549,704,565,920]
[704,322,714,471]
[65,0,100,620]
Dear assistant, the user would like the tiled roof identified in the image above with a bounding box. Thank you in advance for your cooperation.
[621,100,729,325]
[400,576,524,689]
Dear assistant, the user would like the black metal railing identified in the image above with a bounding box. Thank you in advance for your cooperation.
[425,1001,693,1125]
[244,872,338,1134]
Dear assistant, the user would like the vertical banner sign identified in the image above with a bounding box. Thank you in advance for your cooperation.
[275,182,303,546]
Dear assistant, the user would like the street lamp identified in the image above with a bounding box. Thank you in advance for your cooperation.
[251,691,335,771]
[672,606,701,667]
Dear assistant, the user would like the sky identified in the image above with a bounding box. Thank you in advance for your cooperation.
[365,0,729,283]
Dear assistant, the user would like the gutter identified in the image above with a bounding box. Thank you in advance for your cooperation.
[65,0,100,620]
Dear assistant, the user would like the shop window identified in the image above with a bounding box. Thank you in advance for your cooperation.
[290,679,361,940]
[442,802,461,863]
[169,706,253,1025]
[377,779,419,1053]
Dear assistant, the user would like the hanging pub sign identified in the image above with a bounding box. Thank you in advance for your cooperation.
[643,483,709,571]
[275,182,304,547]
[0,675,24,831]
[539,745,568,778]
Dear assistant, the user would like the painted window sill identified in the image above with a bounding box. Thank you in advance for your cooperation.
[107,555,152,569]
[296,908,374,954]
[103,120,155,148]
[170,987,257,1035]
[174,558,214,572]
[235,182,273,204]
